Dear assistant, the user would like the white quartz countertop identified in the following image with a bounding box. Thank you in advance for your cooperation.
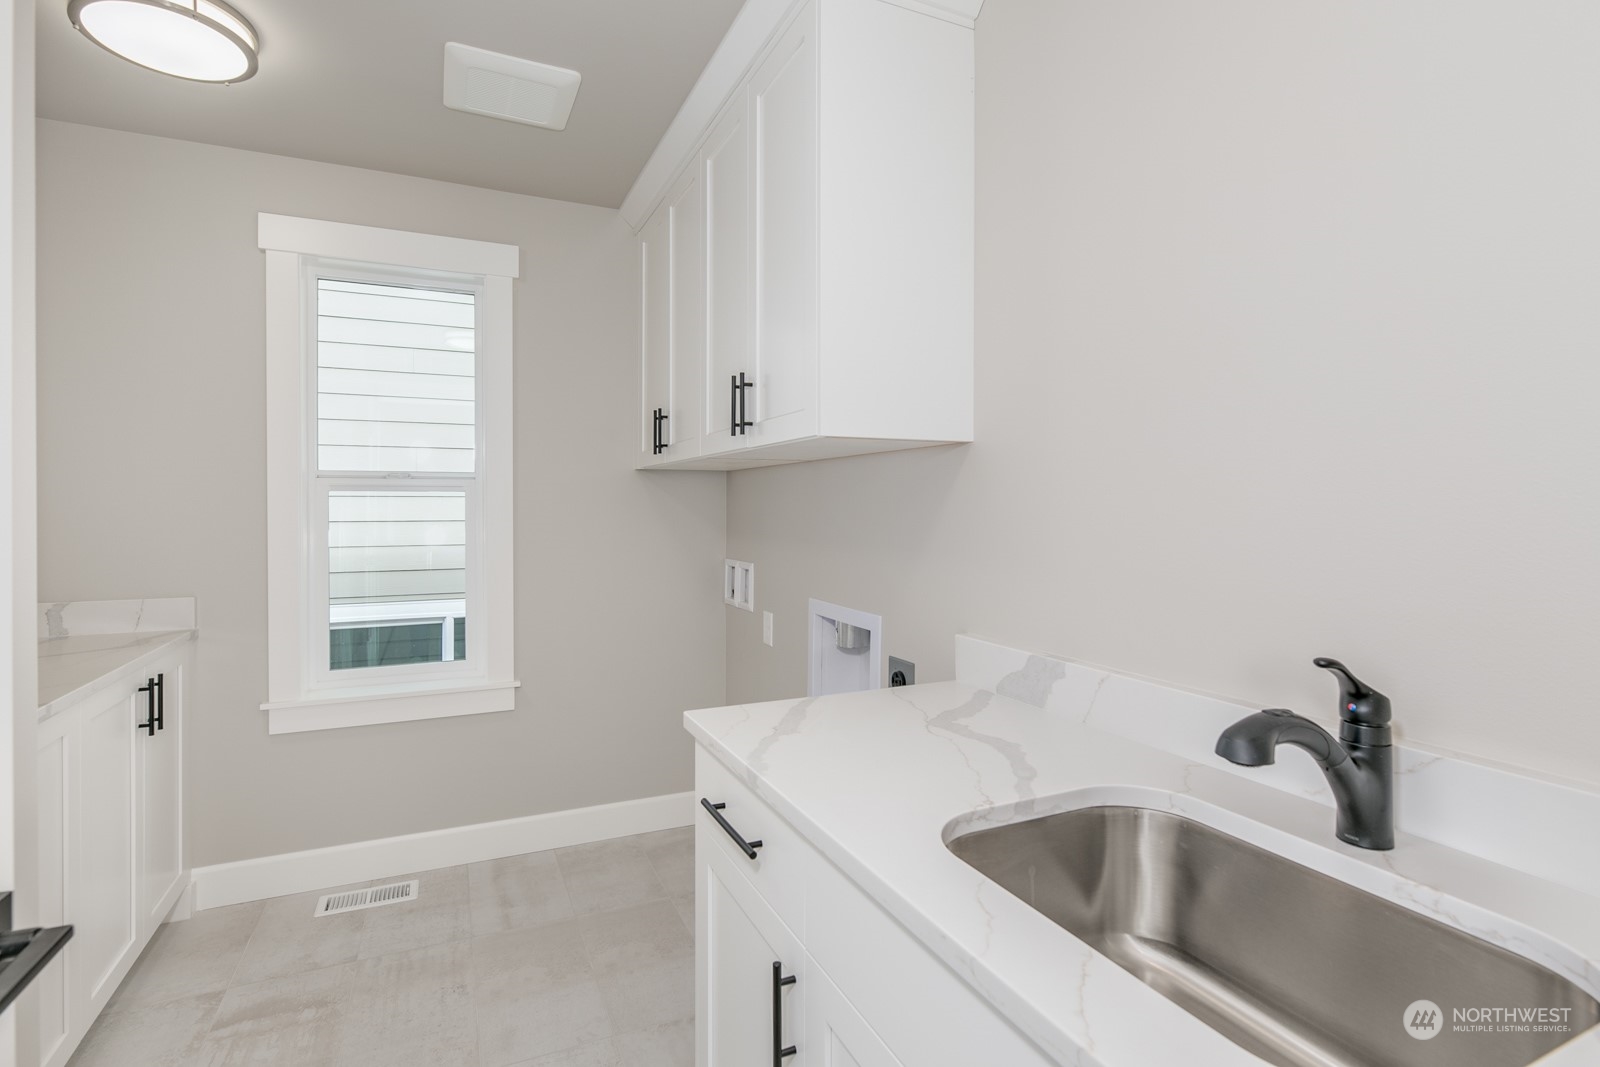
[684,681,1600,1067]
[39,629,194,720]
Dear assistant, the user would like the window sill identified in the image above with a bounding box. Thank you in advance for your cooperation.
[262,680,520,735]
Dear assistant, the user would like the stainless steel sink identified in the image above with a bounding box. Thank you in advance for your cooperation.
[948,806,1599,1067]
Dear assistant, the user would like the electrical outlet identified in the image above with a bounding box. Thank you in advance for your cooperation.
[889,656,915,687]
[763,611,774,646]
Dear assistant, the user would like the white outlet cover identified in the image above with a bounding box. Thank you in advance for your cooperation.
[724,559,755,611]
[763,611,774,646]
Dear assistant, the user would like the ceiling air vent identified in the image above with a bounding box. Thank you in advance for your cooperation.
[314,880,419,917]
[443,42,581,131]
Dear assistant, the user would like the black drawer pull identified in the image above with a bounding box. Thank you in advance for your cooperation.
[136,678,157,737]
[773,961,797,1064]
[153,672,165,731]
[736,372,754,435]
[700,798,762,860]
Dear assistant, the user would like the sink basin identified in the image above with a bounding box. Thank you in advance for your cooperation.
[948,805,1599,1067]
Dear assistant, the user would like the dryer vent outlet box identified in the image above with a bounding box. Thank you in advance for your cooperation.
[444,43,581,130]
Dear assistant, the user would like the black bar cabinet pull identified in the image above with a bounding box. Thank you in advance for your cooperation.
[651,408,660,454]
[136,678,157,737]
[699,798,762,860]
[657,409,668,453]
[153,672,165,731]
[772,961,797,1065]
[736,372,755,435]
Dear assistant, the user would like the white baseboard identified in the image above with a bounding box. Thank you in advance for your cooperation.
[187,791,695,913]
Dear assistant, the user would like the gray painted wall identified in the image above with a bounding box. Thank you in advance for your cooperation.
[726,0,1600,787]
[37,119,727,867]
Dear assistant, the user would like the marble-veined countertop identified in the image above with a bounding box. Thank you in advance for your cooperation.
[39,629,195,720]
[685,681,1600,1066]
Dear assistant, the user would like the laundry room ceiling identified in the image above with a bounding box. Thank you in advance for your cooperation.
[36,0,744,207]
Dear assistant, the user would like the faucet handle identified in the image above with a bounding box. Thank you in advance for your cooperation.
[1313,658,1392,727]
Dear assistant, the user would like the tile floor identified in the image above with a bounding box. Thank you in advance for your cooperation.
[67,827,696,1067]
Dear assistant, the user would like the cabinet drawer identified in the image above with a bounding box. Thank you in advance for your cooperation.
[804,840,1055,1067]
[694,747,812,937]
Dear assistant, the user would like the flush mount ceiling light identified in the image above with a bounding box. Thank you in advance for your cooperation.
[68,0,259,84]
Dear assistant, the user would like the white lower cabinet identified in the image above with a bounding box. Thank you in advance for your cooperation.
[803,963,903,1067]
[700,839,900,1067]
[34,643,189,1067]
[701,841,804,1065]
[694,745,1049,1067]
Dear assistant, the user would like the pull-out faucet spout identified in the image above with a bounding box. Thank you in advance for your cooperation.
[1215,661,1394,850]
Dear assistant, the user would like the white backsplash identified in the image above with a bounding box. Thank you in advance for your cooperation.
[40,597,196,639]
[954,634,1600,898]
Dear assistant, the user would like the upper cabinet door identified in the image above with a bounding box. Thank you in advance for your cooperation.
[639,205,671,466]
[748,7,819,446]
[701,98,752,455]
[665,165,705,459]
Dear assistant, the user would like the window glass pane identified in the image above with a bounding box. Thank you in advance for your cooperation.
[317,279,475,473]
[329,490,466,671]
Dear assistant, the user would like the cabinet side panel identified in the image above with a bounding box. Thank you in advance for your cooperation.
[33,734,69,1065]
[816,0,974,441]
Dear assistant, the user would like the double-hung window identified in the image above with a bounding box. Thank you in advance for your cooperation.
[260,214,519,733]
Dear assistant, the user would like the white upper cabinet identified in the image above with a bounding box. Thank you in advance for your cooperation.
[640,165,707,466]
[635,0,974,470]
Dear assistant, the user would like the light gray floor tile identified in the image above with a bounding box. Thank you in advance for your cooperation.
[231,881,370,986]
[611,1018,694,1066]
[670,895,694,936]
[468,850,574,935]
[75,831,699,1067]
[579,901,694,1033]
[514,1042,621,1067]
[329,941,478,1067]
[470,921,612,1067]
[637,827,694,898]
[67,990,223,1067]
[513,1019,693,1067]
[200,962,349,1067]
[104,901,264,1014]
[555,838,666,916]
[359,865,472,959]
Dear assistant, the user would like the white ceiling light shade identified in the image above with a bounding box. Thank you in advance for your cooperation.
[68,0,259,84]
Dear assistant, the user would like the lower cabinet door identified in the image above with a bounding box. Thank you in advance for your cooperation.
[804,960,906,1067]
[700,828,804,1066]
[75,683,138,1009]
[135,654,184,935]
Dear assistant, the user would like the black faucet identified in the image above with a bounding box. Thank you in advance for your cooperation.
[1214,658,1394,850]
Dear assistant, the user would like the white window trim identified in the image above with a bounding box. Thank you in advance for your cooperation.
[260,213,520,734]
